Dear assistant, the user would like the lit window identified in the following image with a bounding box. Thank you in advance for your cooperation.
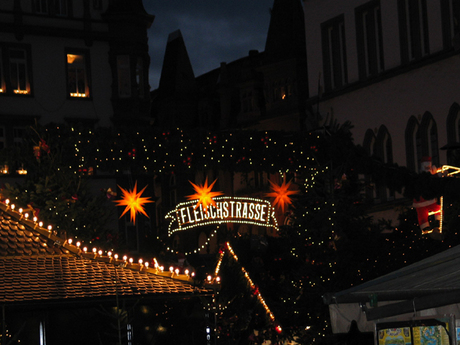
[67,53,89,98]
[9,48,29,94]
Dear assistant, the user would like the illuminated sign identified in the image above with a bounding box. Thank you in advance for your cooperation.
[166,196,279,235]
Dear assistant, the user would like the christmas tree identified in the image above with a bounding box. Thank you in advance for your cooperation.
[2,122,460,344]
[0,124,115,245]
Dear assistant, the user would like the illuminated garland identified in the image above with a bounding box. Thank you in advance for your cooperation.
[27,126,322,175]
[0,199,195,283]
[214,248,225,277]
[225,242,277,325]
[166,226,220,255]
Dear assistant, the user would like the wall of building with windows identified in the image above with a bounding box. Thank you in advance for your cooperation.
[0,1,112,148]
[0,1,153,147]
[304,0,460,170]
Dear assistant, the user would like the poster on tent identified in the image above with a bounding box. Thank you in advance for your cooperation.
[376,318,452,345]
[412,325,450,345]
[378,327,411,345]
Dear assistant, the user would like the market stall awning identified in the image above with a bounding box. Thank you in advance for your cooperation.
[0,201,213,306]
[323,244,460,323]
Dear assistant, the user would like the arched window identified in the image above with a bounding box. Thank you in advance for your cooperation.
[405,115,420,172]
[446,103,460,165]
[375,125,394,201]
[376,125,393,164]
[420,112,439,167]
[362,129,377,201]
[363,128,376,156]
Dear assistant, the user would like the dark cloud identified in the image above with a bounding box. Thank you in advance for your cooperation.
[142,1,272,89]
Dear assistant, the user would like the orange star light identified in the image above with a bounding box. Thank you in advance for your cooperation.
[115,181,154,223]
[266,179,299,213]
[187,178,223,211]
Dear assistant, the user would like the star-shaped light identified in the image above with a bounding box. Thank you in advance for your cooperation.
[187,178,223,211]
[115,181,154,223]
[266,179,299,213]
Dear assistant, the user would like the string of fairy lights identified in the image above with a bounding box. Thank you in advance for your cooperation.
[209,242,282,334]
[0,199,200,286]
[32,126,324,175]
[17,125,342,341]
[166,226,220,256]
[9,125,452,342]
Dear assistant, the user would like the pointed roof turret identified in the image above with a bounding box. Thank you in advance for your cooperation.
[158,30,196,95]
[264,0,306,61]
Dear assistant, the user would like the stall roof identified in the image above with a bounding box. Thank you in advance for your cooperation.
[0,202,212,306]
[323,244,460,320]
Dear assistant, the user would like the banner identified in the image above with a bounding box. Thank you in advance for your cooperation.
[166,196,279,235]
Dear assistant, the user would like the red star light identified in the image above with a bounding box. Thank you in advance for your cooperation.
[115,181,154,224]
[266,179,299,213]
[187,178,223,211]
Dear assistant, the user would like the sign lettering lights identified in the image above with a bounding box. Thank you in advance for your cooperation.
[166,196,279,235]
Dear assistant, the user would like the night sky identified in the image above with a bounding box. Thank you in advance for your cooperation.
[142,1,273,89]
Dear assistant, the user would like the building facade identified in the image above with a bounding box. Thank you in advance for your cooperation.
[0,0,153,148]
[304,0,460,177]
[0,1,156,253]
[152,0,309,133]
